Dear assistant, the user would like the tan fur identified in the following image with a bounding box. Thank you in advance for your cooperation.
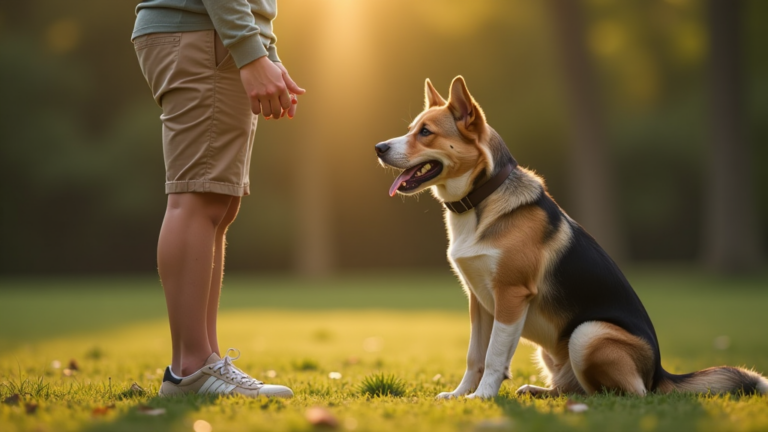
[493,285,532,325]
[489,206,547,324]
[491,206,547,289]
[412,108,486,188]
[468,292,493,373]
[569,322,653,395]
[425,79,446,108]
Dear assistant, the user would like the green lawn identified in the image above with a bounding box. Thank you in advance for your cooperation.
[1,269,767,432]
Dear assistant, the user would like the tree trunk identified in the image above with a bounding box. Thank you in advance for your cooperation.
[293,2,335,277]
[702,0,763,272]
[547,0,625,261]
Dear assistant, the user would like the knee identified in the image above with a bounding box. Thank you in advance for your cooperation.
[218,197,241,231]
[167,193,235,228]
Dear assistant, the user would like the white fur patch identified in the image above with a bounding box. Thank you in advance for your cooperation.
[471,316,527,398]
[568,321,607,373]
[757,376,768,395]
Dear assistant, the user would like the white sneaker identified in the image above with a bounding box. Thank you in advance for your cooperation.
[158,348,293,398]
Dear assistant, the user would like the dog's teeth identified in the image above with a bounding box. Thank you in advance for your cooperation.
[401,182,407,187]
[424,163,431,170]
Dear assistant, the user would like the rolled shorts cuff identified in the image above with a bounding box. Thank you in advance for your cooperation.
[165,180,250,197]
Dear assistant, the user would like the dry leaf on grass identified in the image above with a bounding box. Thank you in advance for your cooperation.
[565,399,589,413]
[129,382,145,394]
[68,359,79,371]
[305,407,338,428]
[91,404,115,417]
[137,405,166,416]
[3,394,21,405]
[25,402,39,414]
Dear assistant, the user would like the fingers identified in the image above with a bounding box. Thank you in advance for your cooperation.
[261,98,278,120]
[287,94,297,119]
[282,72,306,95]
[276,63,306,95]
[250,98,262,116]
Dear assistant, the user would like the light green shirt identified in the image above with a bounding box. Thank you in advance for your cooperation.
[132,0,280,68]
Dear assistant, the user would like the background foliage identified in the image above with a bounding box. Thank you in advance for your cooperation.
[1,0,767,275]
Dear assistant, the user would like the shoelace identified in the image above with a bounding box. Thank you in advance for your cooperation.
[210,348,263,387]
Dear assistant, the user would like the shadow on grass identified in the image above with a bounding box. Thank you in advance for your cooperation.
[494,393,711,432]
[82,392,288,432]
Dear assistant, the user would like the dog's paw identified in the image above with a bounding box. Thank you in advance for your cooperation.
[435,391,458,400]
[515,384,553,398]
[465,391,494,400]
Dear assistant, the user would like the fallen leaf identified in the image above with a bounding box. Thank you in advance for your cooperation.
[25,402,39,414]
[306,407,338,428]
[91,405,115,417]
[62,368,74,377]
[328,372,342,380]
[68,359,79,371]
[137,405,166,416]
[565,399,589,413]
[129,382,145,394]
[3,394,21,405]
[432,374,442,382]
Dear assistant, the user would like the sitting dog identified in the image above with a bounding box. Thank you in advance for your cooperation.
[375,76,768,399]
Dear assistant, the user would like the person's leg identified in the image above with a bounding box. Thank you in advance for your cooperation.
[158,192,233,376]
[205,196,241,357]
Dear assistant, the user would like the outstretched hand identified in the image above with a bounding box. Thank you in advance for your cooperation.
[239,56,305,119]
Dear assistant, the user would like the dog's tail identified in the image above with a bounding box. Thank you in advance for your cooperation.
[657,366,768,395]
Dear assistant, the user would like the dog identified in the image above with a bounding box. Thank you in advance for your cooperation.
[375,76,768,399]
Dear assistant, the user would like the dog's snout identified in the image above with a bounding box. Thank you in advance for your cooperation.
[375,142,390,155]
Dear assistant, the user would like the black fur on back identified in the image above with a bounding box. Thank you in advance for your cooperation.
[547,218,665,388]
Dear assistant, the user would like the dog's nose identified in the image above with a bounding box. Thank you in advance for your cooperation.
[375,142,390,155]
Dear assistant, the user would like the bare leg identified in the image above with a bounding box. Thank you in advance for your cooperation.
[158,192,233,376]
[206,197,241,357]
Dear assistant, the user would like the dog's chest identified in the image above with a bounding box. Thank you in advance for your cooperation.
[447,216,500,314]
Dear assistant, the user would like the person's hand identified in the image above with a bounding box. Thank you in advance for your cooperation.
[275,63,304,119]
[239,56,305,119]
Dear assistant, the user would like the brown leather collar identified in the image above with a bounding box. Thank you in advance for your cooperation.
[443,162,515,214]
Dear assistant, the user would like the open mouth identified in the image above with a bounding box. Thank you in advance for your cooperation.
[389,161,443,196]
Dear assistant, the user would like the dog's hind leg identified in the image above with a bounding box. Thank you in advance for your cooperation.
[437,293,494,399]
[568,321,654,396]
[516,348,563,397]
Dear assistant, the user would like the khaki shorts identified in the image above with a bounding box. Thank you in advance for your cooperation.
[134,30,256,196]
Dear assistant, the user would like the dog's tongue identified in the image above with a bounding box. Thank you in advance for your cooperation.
[389,165,421,196]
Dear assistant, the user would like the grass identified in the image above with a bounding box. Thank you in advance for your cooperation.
[0,269,767,432]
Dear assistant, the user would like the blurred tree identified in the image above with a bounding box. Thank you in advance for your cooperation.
[547,0,626,261]
[702,0,763,272]
[292,2,336,277]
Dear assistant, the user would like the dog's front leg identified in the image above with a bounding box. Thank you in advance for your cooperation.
[437,293,493,399]
[467,286,530,399]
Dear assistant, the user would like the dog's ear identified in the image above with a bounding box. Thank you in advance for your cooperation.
[424,78,446,109]
[448,76,485,134]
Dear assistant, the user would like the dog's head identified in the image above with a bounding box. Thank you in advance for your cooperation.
[376,76,509,201]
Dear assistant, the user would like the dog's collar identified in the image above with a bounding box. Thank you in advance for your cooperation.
[443,162,516,214]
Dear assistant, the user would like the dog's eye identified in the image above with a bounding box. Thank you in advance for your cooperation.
[419,127,432,137]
